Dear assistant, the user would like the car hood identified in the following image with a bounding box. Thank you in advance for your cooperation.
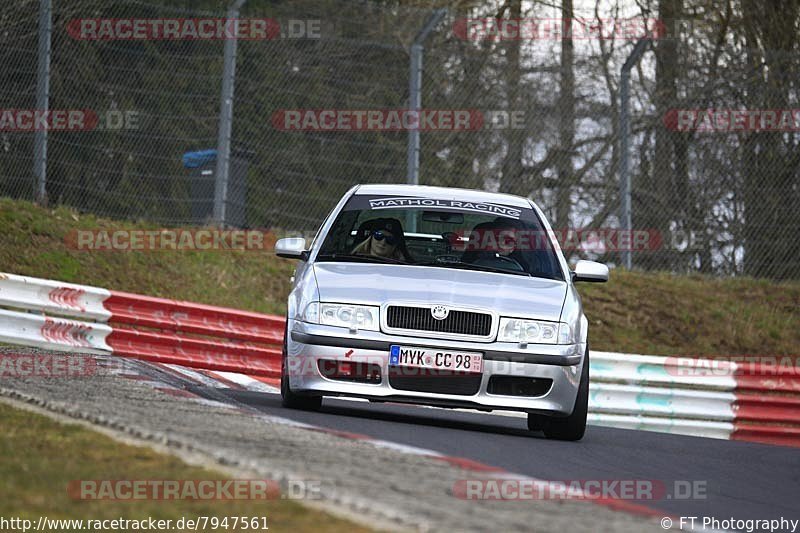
[312,263,567,322]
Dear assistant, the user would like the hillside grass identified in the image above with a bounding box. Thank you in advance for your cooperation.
[1,197,798,356]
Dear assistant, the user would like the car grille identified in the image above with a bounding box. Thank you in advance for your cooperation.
[385,306,492,337]
[388,368,482,396]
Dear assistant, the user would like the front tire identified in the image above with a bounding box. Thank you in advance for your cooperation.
[280,323,322,411]
[529,347,589,441]
[526,414,548,431]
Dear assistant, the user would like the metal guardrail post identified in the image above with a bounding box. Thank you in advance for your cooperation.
[618,37,650,270]
[33,0,52,204]
[213,0,247,226]
[406,9,446,187]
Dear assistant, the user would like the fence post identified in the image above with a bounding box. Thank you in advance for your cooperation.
[618,37,650,270]
[33,0,52,204]
[406,9,446,187]
[213,0,247,226]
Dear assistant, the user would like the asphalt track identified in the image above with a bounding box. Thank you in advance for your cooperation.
[3,348,798,530]
[203,387,799,524]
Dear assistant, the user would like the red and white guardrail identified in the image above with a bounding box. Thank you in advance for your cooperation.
[0,271,797,448]
[0,272,281,377]
[588,353,800,448]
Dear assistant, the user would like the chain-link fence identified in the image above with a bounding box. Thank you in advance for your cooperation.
[1,0,799,280]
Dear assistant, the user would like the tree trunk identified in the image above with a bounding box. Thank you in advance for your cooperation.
[741,0,800,279]
[635,0,679,271]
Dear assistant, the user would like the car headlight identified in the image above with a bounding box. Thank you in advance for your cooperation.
[498,318,574,344]
[303,302,379,331]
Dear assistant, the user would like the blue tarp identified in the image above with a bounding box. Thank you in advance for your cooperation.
[182,149,217,169]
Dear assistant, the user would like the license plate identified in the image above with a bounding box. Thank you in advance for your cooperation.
[389,345,483,373]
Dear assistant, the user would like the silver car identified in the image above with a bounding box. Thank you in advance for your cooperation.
[275,184,608,441]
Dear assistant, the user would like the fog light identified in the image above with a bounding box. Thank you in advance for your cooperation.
[317,359,381,384]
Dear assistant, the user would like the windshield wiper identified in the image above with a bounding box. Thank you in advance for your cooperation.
[316,253,409,265]
[416,260,531,277]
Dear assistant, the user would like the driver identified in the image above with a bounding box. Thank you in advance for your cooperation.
[493,221,532,271]
[351,218,412,261]
[461,219,529,272]
[496,226,518,257]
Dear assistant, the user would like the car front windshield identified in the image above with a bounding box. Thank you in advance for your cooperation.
[316,194,564,281]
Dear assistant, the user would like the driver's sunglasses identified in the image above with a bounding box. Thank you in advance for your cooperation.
[372,230,397,246]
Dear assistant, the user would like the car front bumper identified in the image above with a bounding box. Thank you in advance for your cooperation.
[286,320,586,415]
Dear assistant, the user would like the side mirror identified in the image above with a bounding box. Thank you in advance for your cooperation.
[572,260,609,283]
[275,237,308,260]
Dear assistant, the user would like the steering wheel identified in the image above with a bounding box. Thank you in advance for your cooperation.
[440,232,459,254]
[494,255,526,272]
